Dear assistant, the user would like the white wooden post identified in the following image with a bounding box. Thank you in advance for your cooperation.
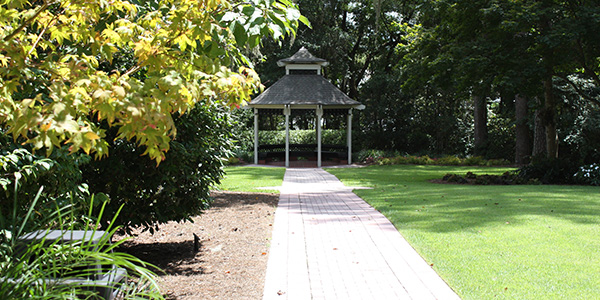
[316,105,323,168]
[284,105,291,168]
[253,108,259,165]
[347,109,352,164]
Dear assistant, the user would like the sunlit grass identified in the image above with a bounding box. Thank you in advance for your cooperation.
[217,166,285,193]
[327,165,600,299]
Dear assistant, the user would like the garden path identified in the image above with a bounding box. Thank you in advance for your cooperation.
[262,168,460,299]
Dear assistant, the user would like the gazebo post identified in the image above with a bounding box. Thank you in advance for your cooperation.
[253,108,259,165]
[284,105,291,167]
[316,105,323,168]
[347,109,352,164]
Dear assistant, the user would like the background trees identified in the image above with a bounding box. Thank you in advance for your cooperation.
[245,0,600,166]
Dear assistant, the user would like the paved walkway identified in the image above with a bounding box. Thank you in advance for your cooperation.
[263,168,460,300]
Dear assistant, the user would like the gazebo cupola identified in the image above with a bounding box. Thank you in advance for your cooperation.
[277,47,329,75]
[248,47,364,167]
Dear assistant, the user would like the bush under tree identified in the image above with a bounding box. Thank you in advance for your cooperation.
[82,103,235,234]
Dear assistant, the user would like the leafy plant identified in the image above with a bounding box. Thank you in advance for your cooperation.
[0,144,93,230]
[574,163,600,186]
[0,0,307,164]
[0,184,163,299]
[517,158,579,184]
[82,103,235,234]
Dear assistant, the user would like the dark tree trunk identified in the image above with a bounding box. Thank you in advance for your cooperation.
[514,94,531,165]
[532,96,547,158]
[543,78,559,158]
[473,95,488,156]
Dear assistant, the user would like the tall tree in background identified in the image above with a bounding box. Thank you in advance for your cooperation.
[401,0,600,160]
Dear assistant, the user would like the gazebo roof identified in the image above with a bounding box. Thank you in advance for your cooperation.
[249,74,362,108]
[277,47,329,67]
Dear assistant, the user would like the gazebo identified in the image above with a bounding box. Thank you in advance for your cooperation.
[248,47,364,167]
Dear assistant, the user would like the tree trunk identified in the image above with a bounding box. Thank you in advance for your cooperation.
[543,78,559,158]
[473,95,488,156]
[514,94,531,165]
[532,96,547,158]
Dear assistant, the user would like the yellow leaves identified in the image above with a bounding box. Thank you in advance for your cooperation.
[1,0,303,164]
[112,86,126,98]
[134,40,154,62]
[85,131,100,141]
[40,120,52,132]
[102,27,122,44]
[173,34,194,51]
[93,89,112,102]
[0,55,8,67]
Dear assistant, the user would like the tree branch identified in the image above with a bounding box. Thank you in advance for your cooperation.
[4,1,50,42]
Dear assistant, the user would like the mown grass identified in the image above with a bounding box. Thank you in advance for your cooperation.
[217,166,285,193]
[326,165,600,300]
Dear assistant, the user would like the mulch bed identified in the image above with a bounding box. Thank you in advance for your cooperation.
[116,191,279,299]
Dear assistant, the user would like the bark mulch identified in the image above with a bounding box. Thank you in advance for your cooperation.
[117,191,279,299]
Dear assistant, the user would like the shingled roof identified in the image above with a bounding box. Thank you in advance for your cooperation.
[277,47,329,66]
[249,74,361,107]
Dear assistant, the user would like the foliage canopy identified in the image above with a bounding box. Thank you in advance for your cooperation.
[0,0,308,164]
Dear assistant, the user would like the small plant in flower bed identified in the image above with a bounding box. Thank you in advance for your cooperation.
[573,163,600,186]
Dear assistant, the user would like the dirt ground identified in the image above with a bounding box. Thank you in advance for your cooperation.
[117,191,279,299]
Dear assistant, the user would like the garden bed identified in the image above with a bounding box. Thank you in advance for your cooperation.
[116,191,278,299]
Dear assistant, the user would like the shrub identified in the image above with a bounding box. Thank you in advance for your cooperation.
[517,158,579,184]
[0,144,93,229]
[485,158,511,166]
[573,163,600,186]
[82,103,234,234]
[435,155,462,165]
[464,156,486,166]
[377,158,393,165]
[255,129,345,147]
[356,149,388,163]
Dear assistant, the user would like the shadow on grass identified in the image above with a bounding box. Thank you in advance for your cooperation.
[372,185,600,233]
[331,165,600,233]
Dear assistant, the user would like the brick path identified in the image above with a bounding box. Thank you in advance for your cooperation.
[262,168,460,300]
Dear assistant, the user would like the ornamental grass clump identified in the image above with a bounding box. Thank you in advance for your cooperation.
[0,183,163,299]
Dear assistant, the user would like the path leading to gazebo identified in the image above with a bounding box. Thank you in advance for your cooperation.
[262,168,460,300]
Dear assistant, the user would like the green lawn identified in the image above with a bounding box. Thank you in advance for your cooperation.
[326,165,600,300]
[217,166,285,193]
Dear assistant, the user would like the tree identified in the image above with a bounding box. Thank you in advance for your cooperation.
[400,0,600,161]
[0,0,308,164]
